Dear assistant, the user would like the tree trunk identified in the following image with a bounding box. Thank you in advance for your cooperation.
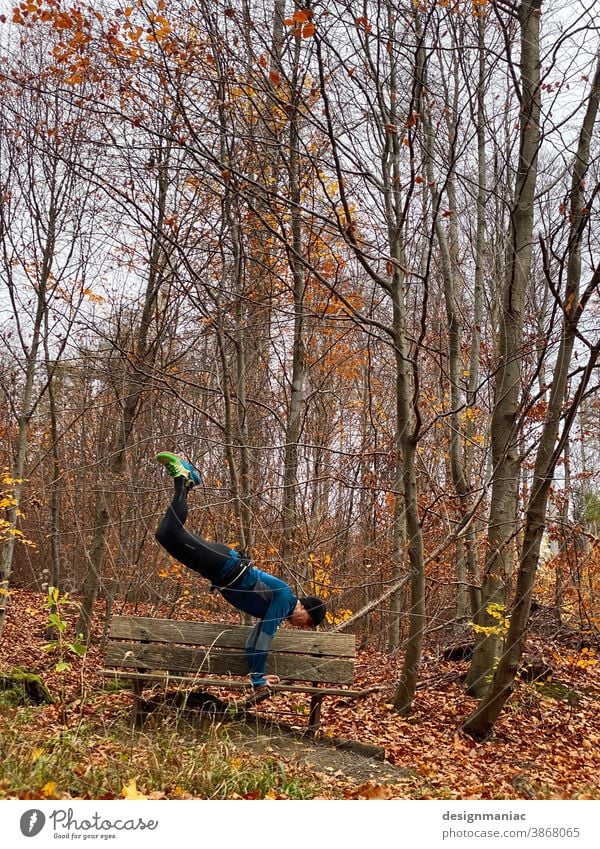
[43,357,64,642]
[463,9,488,622]
[463,55,600,738]
[0,183,57,635]
[281,32,307,574]
[77,135,172,641]
[466,0,542,697]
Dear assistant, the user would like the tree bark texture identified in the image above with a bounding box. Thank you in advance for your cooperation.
[463,53,600,737]
[466,0,542,697]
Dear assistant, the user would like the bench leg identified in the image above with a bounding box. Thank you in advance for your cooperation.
[131,679,143,728]
[306,695,323,737]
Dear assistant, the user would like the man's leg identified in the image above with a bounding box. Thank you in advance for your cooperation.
[155,478,237,579]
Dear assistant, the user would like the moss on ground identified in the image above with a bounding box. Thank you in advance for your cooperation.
[0,669,53,706]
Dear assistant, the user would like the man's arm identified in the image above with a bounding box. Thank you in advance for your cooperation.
[245,591,291,687]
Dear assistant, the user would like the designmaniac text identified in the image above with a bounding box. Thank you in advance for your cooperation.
[442,811,526,823]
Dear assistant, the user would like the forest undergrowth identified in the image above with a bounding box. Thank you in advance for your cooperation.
[0,590,598,800]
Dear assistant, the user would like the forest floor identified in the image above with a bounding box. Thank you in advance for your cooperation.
[0,589,599,800]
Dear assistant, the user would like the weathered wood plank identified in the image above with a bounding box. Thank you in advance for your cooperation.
[101,669,364,697]
[108,616,355,658]
[105,642,355,684]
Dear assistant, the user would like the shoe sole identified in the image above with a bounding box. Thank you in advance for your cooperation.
[155,452,190,479]
[243,686,274,708]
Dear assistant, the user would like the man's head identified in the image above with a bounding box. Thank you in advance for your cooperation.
[288,596,327,628]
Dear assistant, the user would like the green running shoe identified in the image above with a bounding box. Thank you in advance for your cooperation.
[155,452,202,488]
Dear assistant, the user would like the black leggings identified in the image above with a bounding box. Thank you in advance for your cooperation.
[154,478,235,580]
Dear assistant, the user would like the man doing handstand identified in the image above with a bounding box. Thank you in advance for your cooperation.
[154,452,327,695]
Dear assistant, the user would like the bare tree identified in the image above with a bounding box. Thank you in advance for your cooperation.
[463,54,600,738]
[0,56,98,633]
[465,0,543,696]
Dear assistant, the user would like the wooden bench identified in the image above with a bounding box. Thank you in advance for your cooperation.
[102,615,364,735]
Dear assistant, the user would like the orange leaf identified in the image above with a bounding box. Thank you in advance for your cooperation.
[243,789,261,799]
[348,782,395,800]
[302,22,315,37]
[54,11,74,29]
[293,9,309,23]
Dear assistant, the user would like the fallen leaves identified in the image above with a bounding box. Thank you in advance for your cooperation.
[345,782,396,800]
[40,780,58,798]
[121,779,147,800]
[0,591,599,800]
[318,645,600,799]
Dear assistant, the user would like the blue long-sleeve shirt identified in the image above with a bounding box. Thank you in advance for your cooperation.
[219,566,297,687]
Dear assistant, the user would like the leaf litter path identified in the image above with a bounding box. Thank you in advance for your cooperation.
[227,715,413,797]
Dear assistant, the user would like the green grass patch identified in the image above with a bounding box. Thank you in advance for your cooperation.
[534,681,581,704]
[0,706,322,800]
[102,678,132,694]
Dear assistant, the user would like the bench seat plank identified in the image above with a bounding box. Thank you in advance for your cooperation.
[105,641,354,683]
[109,616,355,658]
[101,670,363,697]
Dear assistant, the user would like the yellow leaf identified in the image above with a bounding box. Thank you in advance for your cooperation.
[30,747,44,762]
[40,781,57,798]
[121,778,148,800]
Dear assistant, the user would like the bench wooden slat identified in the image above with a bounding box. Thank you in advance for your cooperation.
[102,670,363,697]
[105,641,355,684]
[108,616,355,658]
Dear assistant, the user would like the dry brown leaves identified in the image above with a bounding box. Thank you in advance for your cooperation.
[1,590,599,800]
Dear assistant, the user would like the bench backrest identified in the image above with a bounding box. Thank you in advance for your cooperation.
[105,616,356,684]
